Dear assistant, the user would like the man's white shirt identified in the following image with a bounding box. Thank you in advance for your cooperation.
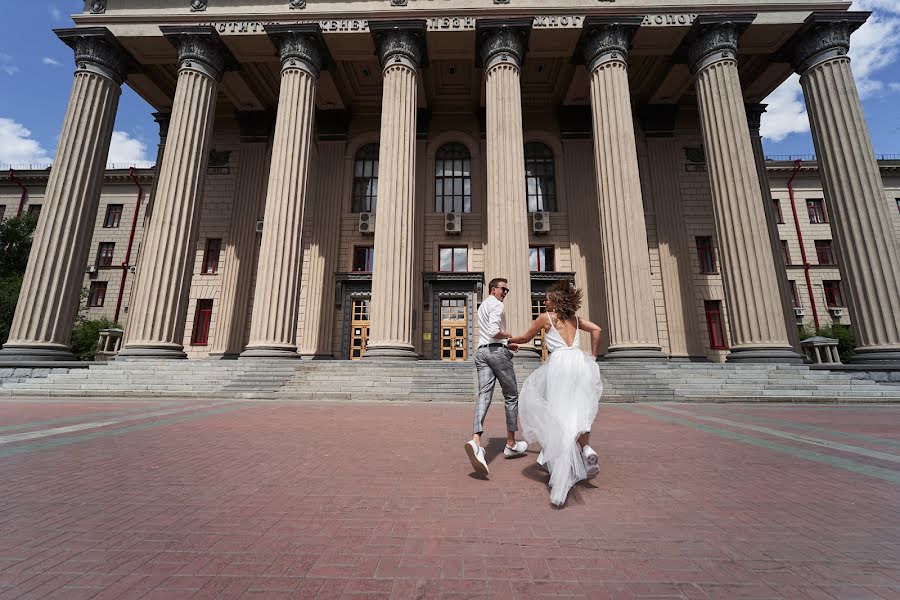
[477,295,508,348]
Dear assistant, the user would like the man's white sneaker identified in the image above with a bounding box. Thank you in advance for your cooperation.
[504,440,528,458]
[465,440,489,475]
[582,444,600,479]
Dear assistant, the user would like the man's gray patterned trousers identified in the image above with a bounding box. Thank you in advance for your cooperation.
[473,345,518,434]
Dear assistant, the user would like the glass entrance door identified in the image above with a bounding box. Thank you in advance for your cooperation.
[440,298,467,361]
[532,298,549,361]
[349,298,370,360]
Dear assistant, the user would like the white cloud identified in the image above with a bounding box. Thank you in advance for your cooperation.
[42,57,61,66]
[0,118,52,166]
[106,131,149,167]
[0,53,19,76]
[760,74,809,142]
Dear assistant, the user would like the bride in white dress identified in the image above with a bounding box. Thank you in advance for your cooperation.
[508,280,604,506]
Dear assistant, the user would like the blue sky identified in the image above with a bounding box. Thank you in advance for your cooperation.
[0,2,898,168]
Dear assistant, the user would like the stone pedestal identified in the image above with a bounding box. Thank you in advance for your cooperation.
[120,27,230,359]
[579,18,664,360]
[1,28,131,362]
[688,17,800,363]
[477,19,539,360]
[790,12,900,364]
[242,26,329,359]
[363,21,427,360]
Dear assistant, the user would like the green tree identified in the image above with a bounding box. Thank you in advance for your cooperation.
[0,213,38,345]
[71,316,122,361]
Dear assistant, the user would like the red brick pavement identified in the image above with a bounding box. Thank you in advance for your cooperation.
[0,400,898,600]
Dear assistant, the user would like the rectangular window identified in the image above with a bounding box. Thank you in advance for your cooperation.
[191,299,214,346]
[96,242,115,267]
[773,199,784,224]
[352,246,374,272]
[790,280,800,307]
[807,199,827,224]
[103,204,123,228]
[781,240,791,265]
[0,205,5,221]
[704,300,727,350]
[87,281,107,307]
[696,236,716,274]
[27,204,41,220]
[896,198,899,215]
[823,281,844,307]
[815,240,836,265]
[201,238,221,274]
[439,246,468,272]
[529,246,555,272]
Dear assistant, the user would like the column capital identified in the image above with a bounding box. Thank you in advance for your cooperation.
[55,27,135,85]
[744,103,767,136]
[160,25,236,81]
[685,15,755,74]
[786,11,869,75]
[265,24,332,77]
[152,112,171,144]
[476,18,532,70]
[577,17,642,72]
[370,20,427,71]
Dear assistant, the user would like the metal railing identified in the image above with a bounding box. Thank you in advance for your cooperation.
[766,153,900,162]
[1,161,156,171]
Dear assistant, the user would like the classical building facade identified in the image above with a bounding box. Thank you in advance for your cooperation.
[2,0,899,364]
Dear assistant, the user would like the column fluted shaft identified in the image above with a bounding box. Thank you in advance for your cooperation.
[212,137,269,357]
[120,27,227,358]
[242,68,318,357]
[365,63,420,358]
[791,12,900,363]
[1,29,128,361]
[300,141,346,358]
[689,19,799,362]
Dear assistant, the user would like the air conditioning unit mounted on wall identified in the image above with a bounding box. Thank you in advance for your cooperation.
[532,211,550,233]
[793,307,804,317]
[255,220,264,233]
[829,307,844,318]
[358,212,375,234]
[86,265,98,274]
[444,212,461,233]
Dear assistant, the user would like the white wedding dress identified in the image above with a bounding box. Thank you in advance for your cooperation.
[519,314,603,506]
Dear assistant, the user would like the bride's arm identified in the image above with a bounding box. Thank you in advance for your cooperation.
[578,317,602,359]
[509,313,548,345]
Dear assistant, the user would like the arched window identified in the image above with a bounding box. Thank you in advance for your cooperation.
[352,143,379,213]
[524,142,557,212]
[434,142,472,213]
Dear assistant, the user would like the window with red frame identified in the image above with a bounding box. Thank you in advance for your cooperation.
[781,240,791,265]
[438,246,468,272]
[815,240,836,265]
[27,204,41,220]
[96,242,115,267]
[704,301,727,350]
[202,239,221,274]
[103,204,123,228]
[823,281,844,307]
[87,281,107,307]
[191,299,214,345]
[529,246,555,272]
[807,199,827,224]
[352,247,374,272]
[696,236,716,273]
[0,205,6,222]
[773,199,784,224]
[790,280,800,307]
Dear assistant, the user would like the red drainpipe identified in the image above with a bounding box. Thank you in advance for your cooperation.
[115,167,144,323]
[786,159,820,329]
[8,169,27,216]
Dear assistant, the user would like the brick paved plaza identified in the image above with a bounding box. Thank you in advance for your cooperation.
[0,398,898,600]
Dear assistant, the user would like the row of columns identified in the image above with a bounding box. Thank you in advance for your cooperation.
[1,14,898,364]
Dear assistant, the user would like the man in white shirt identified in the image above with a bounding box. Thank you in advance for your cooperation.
[464,277,528,475]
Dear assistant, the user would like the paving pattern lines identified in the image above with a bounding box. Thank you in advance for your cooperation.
[0,400,175,432]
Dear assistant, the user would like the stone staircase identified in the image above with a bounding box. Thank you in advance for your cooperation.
[0,358,899,402]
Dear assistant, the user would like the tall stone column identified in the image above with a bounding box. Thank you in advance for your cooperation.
[687,17,800,362]
[477,19,538,359]
[789,12,900,363]
[119,27,232,359]
[300,111,350,359]
[745,103,802,351]
[363,21,427,360]
[211,112,272,358]
[578,18,664,359]
[241,25,329,358]
[1,28,132,361]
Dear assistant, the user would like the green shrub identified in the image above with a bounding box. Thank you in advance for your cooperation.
[70,317,122,361]
[797,322,856,363]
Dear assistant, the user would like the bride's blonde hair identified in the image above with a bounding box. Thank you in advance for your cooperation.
[546,279,582,321]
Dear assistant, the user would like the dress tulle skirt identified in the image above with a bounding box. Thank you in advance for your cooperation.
[519,347,603,506]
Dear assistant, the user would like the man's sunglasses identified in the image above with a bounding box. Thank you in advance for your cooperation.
[499,287,510,294]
